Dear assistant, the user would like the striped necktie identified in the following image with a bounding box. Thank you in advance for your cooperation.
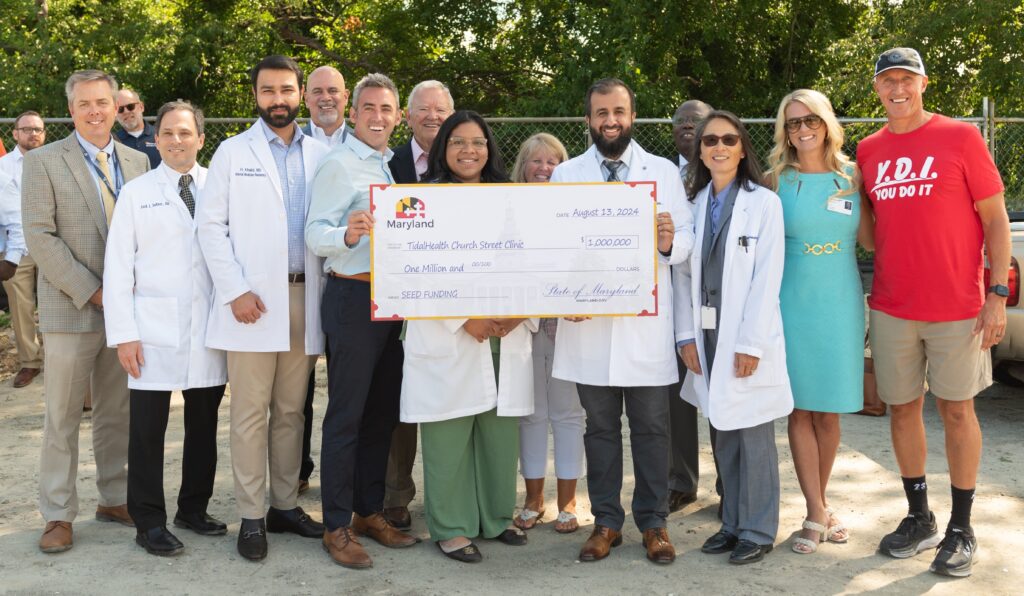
[604,159,623,182]
[95,151,117,227]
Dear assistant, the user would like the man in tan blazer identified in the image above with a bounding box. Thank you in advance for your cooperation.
[22,69,150,553]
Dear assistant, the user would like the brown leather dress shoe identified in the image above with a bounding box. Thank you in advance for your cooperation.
[352,512,418,548]
[40,521,73,553]
[12,367,40,388]
[323,527,373,569]
[579,525,622,561]
[642,527,677,564]
[96,504,135,527]
[382,506,412,530]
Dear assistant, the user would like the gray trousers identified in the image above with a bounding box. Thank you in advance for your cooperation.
[576,383,669,532]
[715,421,780,545]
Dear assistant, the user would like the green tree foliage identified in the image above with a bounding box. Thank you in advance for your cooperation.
[0,0,1020,119]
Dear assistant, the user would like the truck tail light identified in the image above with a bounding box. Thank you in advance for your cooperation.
[985,256,1019,307]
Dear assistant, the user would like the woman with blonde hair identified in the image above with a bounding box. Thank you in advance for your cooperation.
[508,133,585,534]
[766,89,874,554]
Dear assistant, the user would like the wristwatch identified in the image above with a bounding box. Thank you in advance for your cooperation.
[988,284,1010,298]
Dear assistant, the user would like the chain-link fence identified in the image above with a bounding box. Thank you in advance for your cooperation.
[3,115,1023,207]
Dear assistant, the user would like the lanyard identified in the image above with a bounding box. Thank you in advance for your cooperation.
[80,146,123,200]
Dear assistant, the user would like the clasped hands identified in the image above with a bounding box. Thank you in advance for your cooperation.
[463,318,526,342]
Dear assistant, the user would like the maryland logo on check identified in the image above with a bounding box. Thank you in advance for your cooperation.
[396,197,427,219]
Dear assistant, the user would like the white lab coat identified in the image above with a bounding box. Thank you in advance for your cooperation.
[549,141,695,387]
[401,318,539,423]
[197,122,330,354]
[103,164,227,390]
[673,182,793,431]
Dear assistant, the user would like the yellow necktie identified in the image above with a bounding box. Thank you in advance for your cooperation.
[95,151,117,227]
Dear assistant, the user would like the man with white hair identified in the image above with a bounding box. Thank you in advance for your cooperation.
[382,79,454,529]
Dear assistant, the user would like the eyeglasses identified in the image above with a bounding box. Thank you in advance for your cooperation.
[700,134,741,147]
[784,115,823,133]
[118,103,139,114]
[15,127,44,135]
[448,137,488,149]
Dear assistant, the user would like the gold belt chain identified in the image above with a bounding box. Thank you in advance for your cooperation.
[803,241,841,255]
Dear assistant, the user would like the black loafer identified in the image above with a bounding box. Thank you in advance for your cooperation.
[237,518,268,561]
[437,541,483,563]
[668,490,698,513]
[701,530,739,554]
[174,511,228,536]
[266,506,325,538]
[135,526,184,557]
[495,528,528,546]
[729,539,773,564]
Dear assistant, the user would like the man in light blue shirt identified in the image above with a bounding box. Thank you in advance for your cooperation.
[306,73,416,569]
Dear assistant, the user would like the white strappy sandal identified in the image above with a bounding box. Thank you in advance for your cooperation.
[513,508,544,530]
[792,519,828,554]
[826,507,850,544]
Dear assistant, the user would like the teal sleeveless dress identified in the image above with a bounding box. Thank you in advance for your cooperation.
[778,169,863,413]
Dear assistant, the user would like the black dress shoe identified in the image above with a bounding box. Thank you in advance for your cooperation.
[266,506,325,538]
[237,518,268,561]
[135,526,184,557]
[437,541,483,563]
[495,528,528,546]
[729,539,773,564]
[668,490,698,513]
[701,530,739,554]
[174,511,228,536]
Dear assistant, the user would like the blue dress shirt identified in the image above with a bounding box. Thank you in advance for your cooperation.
[261,120,307,274]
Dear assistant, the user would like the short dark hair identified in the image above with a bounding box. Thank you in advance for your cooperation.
[424,110,508,183]
[14,110,42,128]
[684,110,765,202]
[155,100,205,135]
[584,78,636,116]
[250,55,303,90]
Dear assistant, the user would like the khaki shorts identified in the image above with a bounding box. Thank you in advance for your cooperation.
[868,310,992,405]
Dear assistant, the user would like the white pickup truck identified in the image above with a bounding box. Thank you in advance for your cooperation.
[991,215,1024,385]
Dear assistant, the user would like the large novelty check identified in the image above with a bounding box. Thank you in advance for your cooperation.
[369,182,659,320]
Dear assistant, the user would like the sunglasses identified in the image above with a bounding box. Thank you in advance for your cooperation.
[784,114,823,133]
[118,103,139,114]
[700,134,741,147]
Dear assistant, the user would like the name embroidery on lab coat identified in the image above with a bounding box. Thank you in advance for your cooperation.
[234,167,266,178]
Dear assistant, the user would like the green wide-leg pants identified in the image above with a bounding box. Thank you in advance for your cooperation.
[420,408,519,541]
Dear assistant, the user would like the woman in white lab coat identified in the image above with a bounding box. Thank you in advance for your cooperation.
[400,111,537,563]
[673,110,793,564]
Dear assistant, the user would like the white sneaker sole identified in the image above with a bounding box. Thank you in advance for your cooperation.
[881,530,942,559]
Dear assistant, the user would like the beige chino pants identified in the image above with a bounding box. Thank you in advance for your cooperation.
[2,253,43,369]
[227,283,316,519]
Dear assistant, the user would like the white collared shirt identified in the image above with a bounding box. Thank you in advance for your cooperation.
[678,154,689,179]
[159,161,200,200]
[309,123,347,147]
[0,149,25,186]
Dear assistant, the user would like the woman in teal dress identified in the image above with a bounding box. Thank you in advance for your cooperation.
[766,89,874,555]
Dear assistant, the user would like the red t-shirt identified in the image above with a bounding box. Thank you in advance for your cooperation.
[858,114,1004,321]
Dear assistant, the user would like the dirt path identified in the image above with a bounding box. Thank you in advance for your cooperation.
[0,355,1021,595]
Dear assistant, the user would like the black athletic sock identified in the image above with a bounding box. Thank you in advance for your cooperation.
[902,475,930,518]
[950,485,975,529]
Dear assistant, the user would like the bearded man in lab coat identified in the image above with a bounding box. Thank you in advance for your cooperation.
[550,78,694,565]
[104,101,227,557]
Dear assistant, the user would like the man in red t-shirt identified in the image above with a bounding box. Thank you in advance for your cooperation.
[858,47,1009,578]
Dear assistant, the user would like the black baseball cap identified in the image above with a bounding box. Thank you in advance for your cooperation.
[874,47,926,78]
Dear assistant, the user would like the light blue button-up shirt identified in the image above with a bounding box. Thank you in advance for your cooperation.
[305,133,394,275]
[596,142,634,181]
[261,119,307,274]
[75,131,121,218]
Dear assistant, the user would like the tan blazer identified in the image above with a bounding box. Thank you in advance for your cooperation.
[22,133,150,334]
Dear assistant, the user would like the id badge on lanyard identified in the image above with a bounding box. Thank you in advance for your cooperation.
[81,146,123,200]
